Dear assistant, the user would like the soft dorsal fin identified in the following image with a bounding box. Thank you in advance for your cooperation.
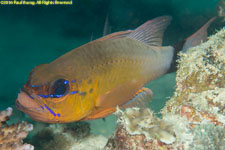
[127,16,172,46]
[182,17,216,52]
[121,87,153,109]
[95,30,132,42]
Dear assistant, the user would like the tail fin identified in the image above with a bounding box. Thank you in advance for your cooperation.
[168,17,216,73]
[182,17,216,52]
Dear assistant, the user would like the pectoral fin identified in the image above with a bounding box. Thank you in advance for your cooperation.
[82,87,153,120]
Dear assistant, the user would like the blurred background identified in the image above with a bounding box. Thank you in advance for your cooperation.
[0,0,224,135]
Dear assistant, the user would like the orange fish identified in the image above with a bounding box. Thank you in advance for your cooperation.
[16,16,174,123]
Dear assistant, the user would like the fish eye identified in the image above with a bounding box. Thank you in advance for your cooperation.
[50,79,69,98]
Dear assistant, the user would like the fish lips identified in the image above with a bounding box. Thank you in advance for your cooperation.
[15,89,49,122]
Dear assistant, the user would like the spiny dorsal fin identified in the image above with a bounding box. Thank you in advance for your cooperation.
[103,13,111,36]
[121,87,153,109]
[127,16,172,46]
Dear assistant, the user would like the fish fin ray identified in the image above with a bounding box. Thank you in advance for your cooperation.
[86,83,143,120]
[182,17,216,52]
[95,30,132,42]
[82,88,152,120]
[103,13,110,36]
[127,16,172,46]
[96,82,142,108]
[121,87,153,109]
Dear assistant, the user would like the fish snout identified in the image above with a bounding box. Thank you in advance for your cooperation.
[16,90,41,110]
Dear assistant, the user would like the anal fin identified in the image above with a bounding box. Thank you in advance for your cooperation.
[121,87,153,109]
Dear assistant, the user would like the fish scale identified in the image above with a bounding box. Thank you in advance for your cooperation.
[16,16,174,123]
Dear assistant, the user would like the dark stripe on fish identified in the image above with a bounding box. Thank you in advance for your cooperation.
[44,104,60,117]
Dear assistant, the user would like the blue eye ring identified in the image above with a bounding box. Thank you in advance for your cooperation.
[49,79,70,98]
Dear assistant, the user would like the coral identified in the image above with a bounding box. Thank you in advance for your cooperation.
[217,0,225,20]
[105,108,176,150]
[29,127,72,150]
[70,134,108,150]
[29,122,108,150]
[106,125,167,150]
[191,124,225,150]
[105,108,183,150]
[162,28,225,126]
[116,108,175,144]
[106,28,225,150]
[0,107,33,150]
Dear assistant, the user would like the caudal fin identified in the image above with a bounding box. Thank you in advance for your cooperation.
[182,17,216,52]
[168,17,216,73]
[127,16,172,46]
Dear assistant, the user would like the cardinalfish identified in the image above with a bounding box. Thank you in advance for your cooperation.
[15,15,215,123]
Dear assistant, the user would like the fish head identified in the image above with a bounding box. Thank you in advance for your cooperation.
[16,64,95,123]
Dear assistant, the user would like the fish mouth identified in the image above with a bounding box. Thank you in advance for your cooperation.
[16,90,51,122]
[15,98,28,111]
[16,89,41,110]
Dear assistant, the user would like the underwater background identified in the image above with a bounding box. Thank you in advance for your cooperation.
[0,0,224,149]
[0,0,221,110]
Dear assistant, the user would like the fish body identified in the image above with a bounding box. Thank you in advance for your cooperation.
[16,16,174,123]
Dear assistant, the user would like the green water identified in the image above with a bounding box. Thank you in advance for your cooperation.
[0,0,222,138]
[0,0,219,109]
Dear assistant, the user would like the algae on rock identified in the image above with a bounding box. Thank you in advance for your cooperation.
[0,107,34,150]
[28,122,108,150]
[106,28,225,150]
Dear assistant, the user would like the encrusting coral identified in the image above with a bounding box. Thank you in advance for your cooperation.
[28,121,108,150]
[217,0,225,20]
[0,107,34,150]
[105,28,225,150]
[105,107,177,150]
[164,27,225,127]
[118,107,175,143]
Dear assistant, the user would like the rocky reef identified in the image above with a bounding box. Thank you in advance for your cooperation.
[105,28,225,150]
[1,24,224,150]
[218,0,225,20]
[105,108,177,149]
[0,107,34,150]
[0,107,108,150]
[27,121,108,150]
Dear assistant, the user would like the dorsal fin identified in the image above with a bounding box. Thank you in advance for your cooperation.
[95,30,132,42]
[127,16,172,46]
[102,13,111,36]
[182,17,216,52]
